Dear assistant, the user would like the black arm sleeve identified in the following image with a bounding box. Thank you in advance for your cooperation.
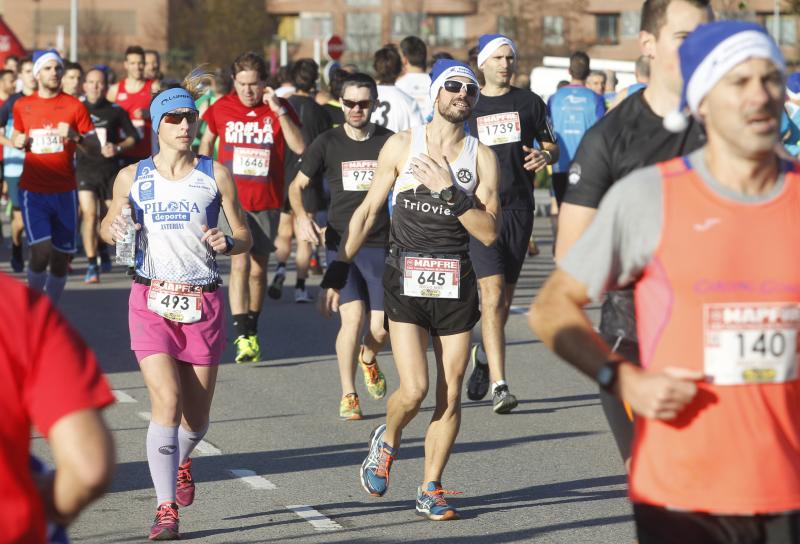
[532,94,555,144]
[561,124,614,209]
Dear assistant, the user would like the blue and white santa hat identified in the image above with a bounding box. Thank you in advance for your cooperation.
[476,34,517,69]
[32,48,63,78]
[664,20,785,132]
[429,59,480,106]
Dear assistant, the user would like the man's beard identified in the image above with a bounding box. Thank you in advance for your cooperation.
[439,99,470,123]
[347,114,370,129]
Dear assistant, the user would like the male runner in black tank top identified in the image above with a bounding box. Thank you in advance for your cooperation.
[320,60,500,521]
[553,0,711,466]
[289,73,393,420]
[465,34,558,414]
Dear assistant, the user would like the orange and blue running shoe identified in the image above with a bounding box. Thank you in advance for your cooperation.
[360,424,395,497]
[416,482,462,521]
[176,458,195,507]
[148,501,179,540]
[359,346,386,400]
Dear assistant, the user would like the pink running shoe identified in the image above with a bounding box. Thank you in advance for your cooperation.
[176,458,195,507]
[149,501,179,540]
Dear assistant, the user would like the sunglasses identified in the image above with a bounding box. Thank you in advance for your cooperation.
[162,111,199,124]
[443,80,479,97]
[341,99,373,110]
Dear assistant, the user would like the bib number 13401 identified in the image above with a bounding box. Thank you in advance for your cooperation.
[704,302,800,385]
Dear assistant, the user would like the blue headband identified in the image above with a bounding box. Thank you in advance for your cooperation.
[150,87,198,134]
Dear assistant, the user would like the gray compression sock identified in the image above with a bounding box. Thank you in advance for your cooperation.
[146,421,179,504]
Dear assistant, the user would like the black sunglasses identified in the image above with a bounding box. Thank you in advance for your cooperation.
[162,111,199,124]
[443,80,479,97]
[341,99,373,110]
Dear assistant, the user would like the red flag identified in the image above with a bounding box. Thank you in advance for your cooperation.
[0,16,26,65]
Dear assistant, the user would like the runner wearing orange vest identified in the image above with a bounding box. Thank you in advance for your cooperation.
[530,21,800,542]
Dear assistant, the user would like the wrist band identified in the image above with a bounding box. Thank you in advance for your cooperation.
[451,190,475,217]
[541,150,552,165]
[320,260,350,290]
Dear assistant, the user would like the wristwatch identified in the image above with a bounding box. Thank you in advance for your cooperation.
[438,186,455,203]
[596,361,623,393]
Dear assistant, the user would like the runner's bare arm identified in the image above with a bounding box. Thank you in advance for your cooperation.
[530,269,701,420]
[9,127,28,149]
[459,142,500,246]
[100,165,137,245]
[46,408,114,526]
[264,87,305,155]
[198,127,217,157]
[554,203,598,262]
[338,131,407,262]
[289,171,322,244]
[210,162,253,255]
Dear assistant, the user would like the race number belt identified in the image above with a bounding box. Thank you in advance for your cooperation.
[29,128,64,154]
[401,251,460,299]
[703,302,800,385]
[233,147,270,177]
[476,112,521,146]
[146,279,204,323]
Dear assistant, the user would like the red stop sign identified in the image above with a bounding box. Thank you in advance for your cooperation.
[326,35,345,61]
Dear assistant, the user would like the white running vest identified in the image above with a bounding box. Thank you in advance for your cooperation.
[130,156,221,285]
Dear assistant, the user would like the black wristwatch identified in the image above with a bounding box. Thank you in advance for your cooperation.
[223,235,235,255]
[438,186,455,203]
[596,361,623,393]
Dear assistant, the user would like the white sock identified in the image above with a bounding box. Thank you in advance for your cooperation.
[146,422,179,504]
[44,274,67,304]
[27,270,47,292]
[178,425,208,464]
[492,380,508,394]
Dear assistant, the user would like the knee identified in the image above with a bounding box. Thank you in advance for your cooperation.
[480,284,505,310]
[150,388,182,423]
[230,254,249,274]
[399,381,428,408]
[370,325,388,344]
[82,209,97,224]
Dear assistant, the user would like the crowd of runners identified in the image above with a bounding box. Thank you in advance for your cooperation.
[5,0,800,542]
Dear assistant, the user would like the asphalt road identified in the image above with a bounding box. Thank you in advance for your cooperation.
[4,213,635,543]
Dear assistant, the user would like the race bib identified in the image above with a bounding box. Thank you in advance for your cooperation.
[95,127,108,147]
[147,280,203,323]
[29,128,64,154]
[132,119,146,139]
[233,147,270,177]
[703,302,800,385]
[476,112,521,146]
[402,256,460,299]
[342,160,377,191]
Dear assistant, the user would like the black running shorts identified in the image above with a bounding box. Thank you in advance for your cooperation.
[382,260,480,337]
[469,209,533,284]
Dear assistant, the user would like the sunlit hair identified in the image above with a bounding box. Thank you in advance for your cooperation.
[181,65,216,99]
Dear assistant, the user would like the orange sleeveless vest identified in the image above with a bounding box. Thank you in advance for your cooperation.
[631,156,800,514]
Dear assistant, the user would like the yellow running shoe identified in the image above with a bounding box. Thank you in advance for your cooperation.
[234,334,261,364]
[360,346,387,399]
[340,393,363,420]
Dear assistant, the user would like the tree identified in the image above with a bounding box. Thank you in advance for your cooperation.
[77,2,123,67]
[166,0,276,77]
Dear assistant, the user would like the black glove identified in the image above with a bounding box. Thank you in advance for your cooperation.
[320,260,350,290]
[451,190,475,217]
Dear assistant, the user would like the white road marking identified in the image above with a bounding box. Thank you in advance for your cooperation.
[509,305,529,315]
[112,390,137,403]
[136,412,221,456]
[286,505,342,531]
[227,469,277,489]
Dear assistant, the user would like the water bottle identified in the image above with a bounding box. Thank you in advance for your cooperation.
[115,207,136,267]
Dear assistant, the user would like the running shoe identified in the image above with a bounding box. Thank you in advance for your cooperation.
[84,263,100,284]
[492,384,518,414]
[10,251,23,273]
[466,344,490,401]
[528,237,540,257]
[99,248,113,273]
[267,271,285,300]
[416,482,462,521]
[234,334,261,364]
[360,424,395,497]
[176,458,195,507]
[148,501,179,541]
[340,393,363,420]
[359,346,386,400]
[294,287,313,303]
[309,254,323,275]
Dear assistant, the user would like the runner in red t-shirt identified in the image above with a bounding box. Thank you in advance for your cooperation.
[108,45,160,162]
[199,51,305,363]
[0,271,115,544]
[11,49,96,304]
